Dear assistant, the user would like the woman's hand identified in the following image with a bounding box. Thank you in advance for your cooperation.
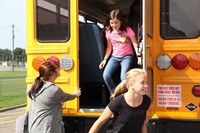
[74,88,81,97]
[99,60,107,69]
[89,106,113,133]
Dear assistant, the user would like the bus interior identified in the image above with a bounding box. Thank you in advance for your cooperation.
[62,1,144,132]
[78,0,142,109]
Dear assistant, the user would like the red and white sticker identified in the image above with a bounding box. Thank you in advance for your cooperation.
[157,85,182,107]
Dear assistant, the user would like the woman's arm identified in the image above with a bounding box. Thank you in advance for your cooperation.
[104,39,112,60]
[130,36,139,55]
[99,39,112,69]
[89,106,113,133]
[141,119,148,133]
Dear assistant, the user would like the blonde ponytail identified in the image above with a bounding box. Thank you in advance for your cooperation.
[110,81,128,100]
[110,68,146,100]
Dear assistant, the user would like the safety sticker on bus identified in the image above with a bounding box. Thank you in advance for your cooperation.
[157,85,182,107]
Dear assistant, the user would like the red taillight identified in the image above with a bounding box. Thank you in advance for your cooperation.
[47,56,60,68]
[192,85,200,97]
[171,54,188,70]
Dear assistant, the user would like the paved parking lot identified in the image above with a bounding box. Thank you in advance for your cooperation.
[0,105,26,133]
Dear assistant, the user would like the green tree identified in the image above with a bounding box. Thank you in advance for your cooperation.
[14,47,26,62]
[0,49,3,61]
[0,48,26,62]
[0,49,12,61]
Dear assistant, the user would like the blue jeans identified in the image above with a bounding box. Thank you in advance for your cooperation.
[103,55,134,93]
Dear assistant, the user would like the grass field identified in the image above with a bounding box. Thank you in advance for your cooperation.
[0,71,27,109]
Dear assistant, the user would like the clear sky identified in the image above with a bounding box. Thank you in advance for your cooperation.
[0,0,26,50]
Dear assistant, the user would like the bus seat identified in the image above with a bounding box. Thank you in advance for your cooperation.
[79,23,105,83]
[79,23,109,108]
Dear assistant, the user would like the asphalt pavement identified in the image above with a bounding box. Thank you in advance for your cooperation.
[0,105,26,133]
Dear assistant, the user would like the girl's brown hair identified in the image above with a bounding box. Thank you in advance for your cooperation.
[103,9,127,32]
[28,61,57,99]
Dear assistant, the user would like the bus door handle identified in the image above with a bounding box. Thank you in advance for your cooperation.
[146,45,150,48]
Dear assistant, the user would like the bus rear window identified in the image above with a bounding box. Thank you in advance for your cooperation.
[160,0,200,39]
[36,0,69,42]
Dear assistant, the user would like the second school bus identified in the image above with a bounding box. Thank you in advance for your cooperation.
[26,0,200,132]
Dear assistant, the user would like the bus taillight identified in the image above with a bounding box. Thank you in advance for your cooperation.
[47,56,60,68]
[32,56,46,71]
[171,54,188,70]
[189,53,200,70]
[60,56,74,71]
[156,54,171,70]
[192,85,200,97]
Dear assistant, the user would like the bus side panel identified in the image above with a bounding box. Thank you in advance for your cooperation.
[147,0,200,130]
[63,117,113,133]
[147,119,200,133]
[26,0,80,113]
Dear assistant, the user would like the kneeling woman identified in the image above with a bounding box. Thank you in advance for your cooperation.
[27,61,81,133]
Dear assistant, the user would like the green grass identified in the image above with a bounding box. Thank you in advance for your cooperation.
[0,71,27,109]
[0,95,26,108]
[0,71,26,77]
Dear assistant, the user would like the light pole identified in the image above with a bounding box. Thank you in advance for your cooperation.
[12,24,15,72]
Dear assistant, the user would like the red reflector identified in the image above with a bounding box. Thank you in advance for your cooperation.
[171,54,188,70]
[192,85,200,97]
[47,56,60,68]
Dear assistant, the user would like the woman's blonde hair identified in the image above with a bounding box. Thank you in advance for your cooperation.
[110,68,146,100]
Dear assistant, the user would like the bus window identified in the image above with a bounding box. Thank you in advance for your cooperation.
[160,0,200,39]
[36,0,69,42]
[97,22,103,28]
[79,15,85,23]
[87,20,93,23]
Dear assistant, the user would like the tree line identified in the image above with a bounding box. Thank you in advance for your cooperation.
[0,48,26,62]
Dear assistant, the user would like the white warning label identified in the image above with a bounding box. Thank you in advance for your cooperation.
[157,85,181,107]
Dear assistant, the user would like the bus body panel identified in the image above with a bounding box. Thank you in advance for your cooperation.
[26,0,80,113]
[26,0,200,132]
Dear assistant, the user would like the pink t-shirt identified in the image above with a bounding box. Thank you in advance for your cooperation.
[106,27,135,58]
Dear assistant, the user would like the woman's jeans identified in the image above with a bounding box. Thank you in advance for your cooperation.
[103,55,134,93]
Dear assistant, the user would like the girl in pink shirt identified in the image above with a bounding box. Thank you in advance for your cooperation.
[99,9,139,93]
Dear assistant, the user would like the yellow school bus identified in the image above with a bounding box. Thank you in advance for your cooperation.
[26,0,200,132]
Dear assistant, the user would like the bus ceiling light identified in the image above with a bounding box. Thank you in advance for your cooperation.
[171,54,188,70]
[60,56,74,71]
[156,54,171,70]
[189,53,200,70]
[192,85,200,97]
